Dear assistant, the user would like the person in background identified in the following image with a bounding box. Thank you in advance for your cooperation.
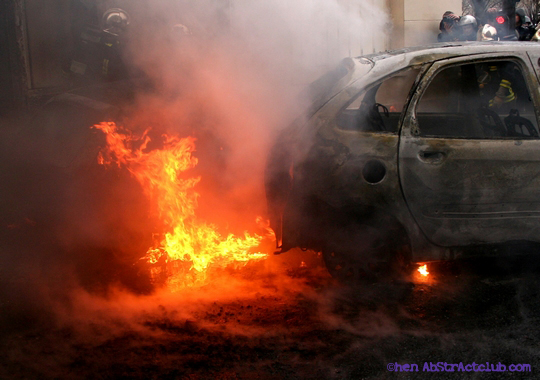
[438,11,460,42]
[516,8,535,41]
[481,8,500,41]
[457,15,478,41]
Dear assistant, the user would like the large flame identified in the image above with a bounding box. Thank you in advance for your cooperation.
[94,122,267,288]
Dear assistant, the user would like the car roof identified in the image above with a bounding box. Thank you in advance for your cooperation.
[358,41,540,66]
[307,42,540,117]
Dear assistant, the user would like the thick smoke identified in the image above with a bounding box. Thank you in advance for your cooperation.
[6,4,540,377]
[0,0,389,334]
[117,0,389,230]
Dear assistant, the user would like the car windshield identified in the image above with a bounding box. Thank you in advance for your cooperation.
[303,57,373,116]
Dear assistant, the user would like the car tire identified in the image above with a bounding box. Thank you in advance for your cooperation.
[322,220,410,284]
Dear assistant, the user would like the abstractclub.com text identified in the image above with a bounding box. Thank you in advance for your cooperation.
[387,362,531,373]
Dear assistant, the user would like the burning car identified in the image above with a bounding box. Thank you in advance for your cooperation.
[266,42,540,281]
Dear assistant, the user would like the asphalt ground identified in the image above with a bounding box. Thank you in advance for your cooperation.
[2,114,540,379]
[1,248,540,379]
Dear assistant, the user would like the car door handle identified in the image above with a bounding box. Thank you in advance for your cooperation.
[418,150,446,164]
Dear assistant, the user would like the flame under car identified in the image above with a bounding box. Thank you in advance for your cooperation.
[265,42,540,282]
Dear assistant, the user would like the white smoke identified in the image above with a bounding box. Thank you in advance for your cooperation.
[226,0,389,87]
[117,0,390,229]
[0,0,391,331]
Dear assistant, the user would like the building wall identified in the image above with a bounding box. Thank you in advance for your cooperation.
[388,0,462,48]
[23,0,72,91]
[300,0,462,56]
[0,0,24,111]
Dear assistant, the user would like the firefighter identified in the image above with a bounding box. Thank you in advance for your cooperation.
[478,63,517,114]
[438,11,460,42]
[458,15,479,41]
[516,8,535,41]
[69,5,131,83]
[481,8,500,41]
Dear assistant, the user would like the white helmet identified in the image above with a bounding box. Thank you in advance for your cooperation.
[459,15,478,29]
[101,8,130,34]
[482,24,498,41]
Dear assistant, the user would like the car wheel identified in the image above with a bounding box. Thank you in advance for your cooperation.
[322,222,410,284]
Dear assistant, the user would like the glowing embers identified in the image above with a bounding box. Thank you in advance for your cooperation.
[93,122,267,288]
[418,264,429,277]
[413,263,432,284]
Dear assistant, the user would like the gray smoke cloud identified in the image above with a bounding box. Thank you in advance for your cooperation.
[0,0,390,334]
[5,4,540,378]
[116,0,389,229]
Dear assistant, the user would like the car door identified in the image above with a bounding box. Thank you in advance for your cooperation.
[399,54,540,247]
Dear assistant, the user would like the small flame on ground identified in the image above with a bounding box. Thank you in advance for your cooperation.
[417,264,429,277]
[93,122,268,288]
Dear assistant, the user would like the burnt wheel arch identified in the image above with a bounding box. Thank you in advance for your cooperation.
[321,213,411,283]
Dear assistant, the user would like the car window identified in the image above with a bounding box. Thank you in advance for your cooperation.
[416,60,539,139]
[336,67,420,133]
[306,58,372,117]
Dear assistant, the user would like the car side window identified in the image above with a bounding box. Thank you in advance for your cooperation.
[416,60,539,139]
[336,68,420,133]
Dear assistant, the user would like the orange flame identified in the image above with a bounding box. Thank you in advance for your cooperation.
[93,122,267,287]
[417,264,429,277]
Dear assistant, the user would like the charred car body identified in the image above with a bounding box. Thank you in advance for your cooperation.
[266,42,540,280]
